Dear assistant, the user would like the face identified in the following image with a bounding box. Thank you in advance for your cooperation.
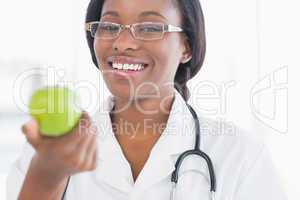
[94,0,191,100]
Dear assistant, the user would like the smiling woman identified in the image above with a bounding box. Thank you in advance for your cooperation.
[7,0,287,200]
[85,0,206,102]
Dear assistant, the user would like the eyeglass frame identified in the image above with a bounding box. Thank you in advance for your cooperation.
[85,21,184,41]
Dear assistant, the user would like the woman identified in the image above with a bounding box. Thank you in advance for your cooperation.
[7,0,287,199]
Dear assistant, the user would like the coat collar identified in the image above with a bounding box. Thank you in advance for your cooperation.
[92,88,200,193]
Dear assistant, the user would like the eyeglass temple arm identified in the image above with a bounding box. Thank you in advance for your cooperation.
[86,22,99,32]
[85,23,92,32]
[167,24,183,32]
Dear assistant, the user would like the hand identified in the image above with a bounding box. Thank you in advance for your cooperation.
[21,111,98,180]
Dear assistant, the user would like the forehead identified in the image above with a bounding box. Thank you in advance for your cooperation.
[101,0,182,24]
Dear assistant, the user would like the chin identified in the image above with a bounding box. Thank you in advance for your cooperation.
[110,86,156,102]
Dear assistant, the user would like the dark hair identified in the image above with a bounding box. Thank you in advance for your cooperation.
[85,0,206,102]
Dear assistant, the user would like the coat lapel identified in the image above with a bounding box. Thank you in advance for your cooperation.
[92,88,202,194]
[133,89,198,192]
[92,95,133,193]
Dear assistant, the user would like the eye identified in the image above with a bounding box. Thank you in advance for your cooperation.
[137,23,163,33]
[99,22,119,32]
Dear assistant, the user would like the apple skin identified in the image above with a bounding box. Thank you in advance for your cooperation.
[29,86,82,137]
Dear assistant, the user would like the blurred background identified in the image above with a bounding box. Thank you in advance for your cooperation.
[0,0,297,199]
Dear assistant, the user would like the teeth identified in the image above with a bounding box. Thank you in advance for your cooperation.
[112,63,145,71]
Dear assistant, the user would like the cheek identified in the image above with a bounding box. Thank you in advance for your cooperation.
[150,36,182,76]
[93,40,110,69]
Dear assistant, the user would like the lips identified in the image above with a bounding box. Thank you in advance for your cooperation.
[107,56,149,67]
[105,56,150,80]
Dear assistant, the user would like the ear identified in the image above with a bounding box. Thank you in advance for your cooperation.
[180,35,192,64]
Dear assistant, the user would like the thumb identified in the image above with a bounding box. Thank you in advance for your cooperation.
[21,119,42,149]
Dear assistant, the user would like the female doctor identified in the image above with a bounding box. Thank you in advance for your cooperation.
[7,0,287,199]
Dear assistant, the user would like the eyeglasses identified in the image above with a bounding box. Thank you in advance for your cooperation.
[85,21,184,41]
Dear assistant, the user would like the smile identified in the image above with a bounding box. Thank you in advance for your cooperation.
[108,62,148,72]
[107,62,149,79]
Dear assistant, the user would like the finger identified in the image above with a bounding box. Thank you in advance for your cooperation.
[78,111,92,129]
[62,111,92,143]
[83,136,98,170]
[70,125,95,165]
[76,127,95,151]
[21,119,42,149]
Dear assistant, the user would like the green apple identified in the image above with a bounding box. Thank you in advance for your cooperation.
[29,86,82,137]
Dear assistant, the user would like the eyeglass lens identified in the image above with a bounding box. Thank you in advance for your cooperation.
[90,22,164,40]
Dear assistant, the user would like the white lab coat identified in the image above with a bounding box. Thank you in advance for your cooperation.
[6,88,287,200]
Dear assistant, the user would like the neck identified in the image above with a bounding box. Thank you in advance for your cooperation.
[110,89,175,141]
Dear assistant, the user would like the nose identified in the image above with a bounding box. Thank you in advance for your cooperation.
[112,26,140,52]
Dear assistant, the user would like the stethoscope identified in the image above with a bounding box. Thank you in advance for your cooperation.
[170,103,216,200]
[61,103,216,200]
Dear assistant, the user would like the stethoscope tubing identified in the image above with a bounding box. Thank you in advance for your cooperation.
[170,103,216,200]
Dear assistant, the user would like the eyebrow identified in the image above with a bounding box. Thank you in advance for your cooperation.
[101,10,167,20]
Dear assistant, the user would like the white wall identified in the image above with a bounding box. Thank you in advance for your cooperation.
[0,0,296,199]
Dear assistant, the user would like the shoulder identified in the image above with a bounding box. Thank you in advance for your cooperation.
[197,112,265,150]
[197,113,268,175]
[178,100,267,167]
[197,114,287,196]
